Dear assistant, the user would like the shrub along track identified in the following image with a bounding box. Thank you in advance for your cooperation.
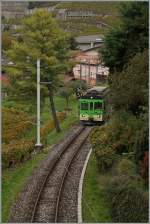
[9,125,92,223]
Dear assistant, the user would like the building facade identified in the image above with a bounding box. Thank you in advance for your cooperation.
[73,48,109,86]
[57,9,96,20]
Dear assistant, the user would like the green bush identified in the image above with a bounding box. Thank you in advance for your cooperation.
[2,107,33,144]
[90,126,109,149]
[105,175,148,222]
[94,146,115,173]
[90,111,143,156]
[69,80,88,96]
[2,140,34,168]
[90,127,115,172]
[90,126,116,173]
[116,158,136,176]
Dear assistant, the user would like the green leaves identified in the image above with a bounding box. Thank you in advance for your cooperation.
[101,28,126,71]
[2,32,12,51]
[101,2,148,72]
[110,50,148,113]
[105,175,148,222]
[58,86,73,108]
[5,9,70,105]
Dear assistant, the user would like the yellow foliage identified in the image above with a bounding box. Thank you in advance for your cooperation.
[2,108,33,143]
[2,110,66,168]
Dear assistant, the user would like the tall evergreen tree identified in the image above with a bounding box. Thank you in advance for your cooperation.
[6,9,71,132]
[110,50,148,114]
[101,1,148,72]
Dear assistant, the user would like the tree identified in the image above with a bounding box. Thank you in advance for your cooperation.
[106,175,148,222]
[110,50,148,114]
[2,31,12,51]
[70,80,88,98]
[100,28,127,72]
[69,36,78,50]
[28,2,57,9]
[59,86,73,109]
[6,9,71,132]
[134,108,148,176]
[101,1,148,72]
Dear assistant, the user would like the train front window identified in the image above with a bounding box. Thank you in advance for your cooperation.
[90,102,93,110]
[94,102,103,110]
[81,102,88,110]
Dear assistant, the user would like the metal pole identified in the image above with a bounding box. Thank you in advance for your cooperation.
[88,59,90,85]
[80,61,82,89]
[96,59,99,85]
[80,61,82,80]
[96,59,99,74]
[36,59,42,147]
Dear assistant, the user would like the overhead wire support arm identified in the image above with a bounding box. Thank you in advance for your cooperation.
[40,81,52,84]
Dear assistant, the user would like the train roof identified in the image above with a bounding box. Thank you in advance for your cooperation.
[80,86,109,99]
[87,86,108,93]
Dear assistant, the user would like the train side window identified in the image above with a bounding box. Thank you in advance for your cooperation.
[94,102,103,110]
[81,102,88,110]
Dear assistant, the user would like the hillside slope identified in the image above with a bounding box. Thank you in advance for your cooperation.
[56,1,121,35]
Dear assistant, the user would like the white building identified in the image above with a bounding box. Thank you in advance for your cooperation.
[73,45,109,86]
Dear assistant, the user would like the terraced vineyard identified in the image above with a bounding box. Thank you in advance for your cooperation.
[28,1,121,35]
[56,1,121,35]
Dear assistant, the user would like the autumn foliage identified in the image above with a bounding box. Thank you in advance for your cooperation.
[2,108,33,144]
[2,108,66,168]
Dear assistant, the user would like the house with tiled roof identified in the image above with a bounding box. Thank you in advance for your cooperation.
[75,34,103,51]
[72,35,109,86]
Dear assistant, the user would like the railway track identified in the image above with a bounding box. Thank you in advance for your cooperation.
[9,125,92,223]
[31,127,91,223]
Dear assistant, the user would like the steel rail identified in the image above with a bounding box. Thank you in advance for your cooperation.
[54,128,90,222]
[30,126,85,223]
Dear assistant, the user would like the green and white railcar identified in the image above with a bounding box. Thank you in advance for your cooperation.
[79,86,110,124]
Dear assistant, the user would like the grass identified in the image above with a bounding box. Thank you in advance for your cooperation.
[58,16,120,36]
[44,95,79,145]
[56,2,121,14]
[2,153,46,223]
[82,152,111,223]
[59,20,105,36]
[41,95,78,122]
[2,94,79,223]
[56,2,121,36]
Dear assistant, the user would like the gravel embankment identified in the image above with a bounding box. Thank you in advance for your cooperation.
[9,125,84,223]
